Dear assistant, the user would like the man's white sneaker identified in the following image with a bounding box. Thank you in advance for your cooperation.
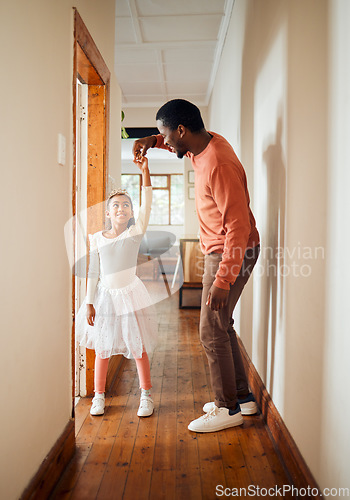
[137,396,154,417]
[188,406,243,433]
[90,393,105,416]
[203,394,257,416]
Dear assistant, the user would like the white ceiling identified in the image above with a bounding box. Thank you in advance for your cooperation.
[115,0,235,108]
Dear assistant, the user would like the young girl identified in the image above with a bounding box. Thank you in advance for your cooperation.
[75,156,157,417]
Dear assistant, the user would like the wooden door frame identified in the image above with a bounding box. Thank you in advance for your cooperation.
[72,8,110,401]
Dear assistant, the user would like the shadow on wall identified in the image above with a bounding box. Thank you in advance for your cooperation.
[237,1,330,480]
[259,112,286,391]
[238,0,288,400]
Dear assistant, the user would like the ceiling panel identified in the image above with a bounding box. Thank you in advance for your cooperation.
[116,48,158,65]
[115,17,135,44]
[135,0,226,17]
[125,94,167,104]
[117,63,161,83]
[162,46,216,63]
[166,81,208,95]
[140,15,222,43]
[116,0,131,16]
[164,61,212,81]
[115,0,234,108]
[123,81,164,95]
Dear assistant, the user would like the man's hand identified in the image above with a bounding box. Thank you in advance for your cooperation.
[133,136,157,160]
[86,304,96,326]
[206,285,229,311]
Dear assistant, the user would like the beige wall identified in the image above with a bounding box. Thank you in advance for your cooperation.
[0,1,121,498]
[209,0,350,492]
[320,0,350,491]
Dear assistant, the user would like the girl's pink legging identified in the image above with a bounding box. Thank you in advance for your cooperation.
[94,352,152,393]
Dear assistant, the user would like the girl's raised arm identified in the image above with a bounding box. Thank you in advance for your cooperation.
[134,154,151,187]
[133,155,152,233]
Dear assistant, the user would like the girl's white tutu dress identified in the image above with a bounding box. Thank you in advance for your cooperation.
[75,186,157,359]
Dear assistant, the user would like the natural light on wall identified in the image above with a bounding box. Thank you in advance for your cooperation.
[252,23,287,411]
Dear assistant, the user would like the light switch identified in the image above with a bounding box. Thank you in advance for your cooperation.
[58,133,66,166]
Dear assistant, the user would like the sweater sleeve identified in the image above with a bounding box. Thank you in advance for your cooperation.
[134,186,152,234]
[211,165,251,290]
[86,233,100,304]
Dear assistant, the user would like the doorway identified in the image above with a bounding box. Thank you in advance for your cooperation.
[72,9,110,401]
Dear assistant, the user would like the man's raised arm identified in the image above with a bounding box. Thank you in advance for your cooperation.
[132,136,157,160]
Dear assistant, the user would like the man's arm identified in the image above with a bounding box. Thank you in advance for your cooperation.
[206,165,251,310]
[133,136,157,159]
[133,134,175,160]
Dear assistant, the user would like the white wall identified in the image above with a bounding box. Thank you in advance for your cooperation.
[209,0,350,492]
[283,0,328,477]
[122,106,159,127]
[0,2,121,498]
[320,0,350,492]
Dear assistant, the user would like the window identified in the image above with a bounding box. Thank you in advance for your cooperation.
[121,173,184,225]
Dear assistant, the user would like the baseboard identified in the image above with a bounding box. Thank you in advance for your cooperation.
[20,419,75,500]
[238,338,322,499]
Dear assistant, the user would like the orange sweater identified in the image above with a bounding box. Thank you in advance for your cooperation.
[154,132,259,290]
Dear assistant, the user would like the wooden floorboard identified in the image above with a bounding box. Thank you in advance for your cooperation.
[51,288,293,500]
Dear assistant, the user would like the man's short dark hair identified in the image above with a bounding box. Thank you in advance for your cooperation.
[156,99,205,133]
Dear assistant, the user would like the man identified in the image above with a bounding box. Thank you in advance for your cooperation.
[133,99,260,433]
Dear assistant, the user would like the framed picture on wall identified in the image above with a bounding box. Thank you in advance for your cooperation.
[188,170,195,184]
[188,186,195,199]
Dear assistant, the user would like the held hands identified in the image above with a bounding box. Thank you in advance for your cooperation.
[86,304,96,326]
[133,152,151,187]
[132,136,157,160]
[206,285,229,311]
[133,153,149,171]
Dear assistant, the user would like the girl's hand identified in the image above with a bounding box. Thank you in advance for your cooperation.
[86,304,96,326]
[133,154,149,172]
[134,155,151,187]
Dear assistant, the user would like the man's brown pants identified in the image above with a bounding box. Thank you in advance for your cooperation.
[200,245,260,410]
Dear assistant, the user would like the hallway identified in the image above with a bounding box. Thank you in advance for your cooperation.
[51,290,293,499]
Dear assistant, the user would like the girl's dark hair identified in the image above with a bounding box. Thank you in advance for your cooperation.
[106,189,135,228]
[156,99,205,132]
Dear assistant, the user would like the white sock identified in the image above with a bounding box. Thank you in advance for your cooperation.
[141,388,151,398]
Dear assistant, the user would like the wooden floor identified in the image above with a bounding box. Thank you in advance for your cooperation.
[51,289,293,500]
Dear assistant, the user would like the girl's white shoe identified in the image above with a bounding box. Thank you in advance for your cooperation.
[137,395,154,417]
[90,393,105,415]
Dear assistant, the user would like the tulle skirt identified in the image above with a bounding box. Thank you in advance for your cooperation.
[75,277,158,359]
